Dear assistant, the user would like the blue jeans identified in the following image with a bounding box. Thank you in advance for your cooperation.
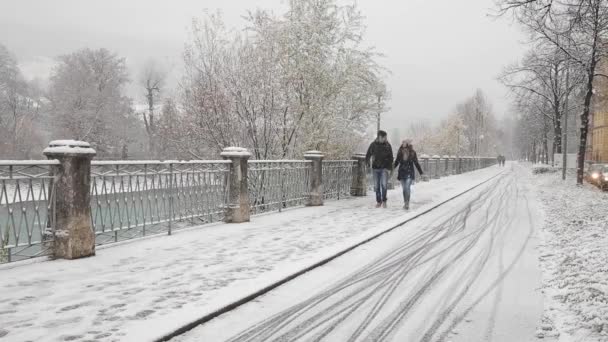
[400,177,413,203]
[373,169,389,203]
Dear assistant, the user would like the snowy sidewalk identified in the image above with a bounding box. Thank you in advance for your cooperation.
[0,166,502,342]
[532,170,608,341]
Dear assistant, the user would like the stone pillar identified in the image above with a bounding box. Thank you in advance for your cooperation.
[43,140,96,260]
[350,153,367,197]
[421,155,430,182]
[432,155,441,179]
[221,147,251,223]
[304,151,324,206]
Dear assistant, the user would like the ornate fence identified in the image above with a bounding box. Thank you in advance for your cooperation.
[248,161,311,214]
[0,161,57,263]
[90,161,230,245]
[323,160,356,200]
[0,143,499,264]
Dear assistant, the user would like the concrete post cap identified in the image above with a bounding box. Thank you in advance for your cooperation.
[220,147,251,158]
[420,154,430,159]
[304,151,324,159]
[43,140,96,155]
[432,155,441,159]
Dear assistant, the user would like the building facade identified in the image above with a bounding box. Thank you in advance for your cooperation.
[590,110,608,162]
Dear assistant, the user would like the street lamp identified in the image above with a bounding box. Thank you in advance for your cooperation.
[376,92,383,132]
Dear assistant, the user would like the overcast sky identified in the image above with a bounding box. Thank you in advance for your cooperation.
[0,0,527,130]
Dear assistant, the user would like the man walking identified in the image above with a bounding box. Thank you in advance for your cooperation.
[366,130,394,208]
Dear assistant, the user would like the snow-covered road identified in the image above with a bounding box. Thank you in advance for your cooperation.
[173,164,544,342]
[0,166,507,342]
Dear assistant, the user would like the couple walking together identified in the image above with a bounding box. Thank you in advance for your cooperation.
[365,130,423,210]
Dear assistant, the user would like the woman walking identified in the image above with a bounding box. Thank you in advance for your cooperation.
[394,139,424,210]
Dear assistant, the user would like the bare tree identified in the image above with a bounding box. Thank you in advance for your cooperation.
[500,46,582,158]
[180,2,387,160]
[455,90,497,156]
[48,48,139,158]
[0,44,44,158]
[498,0,608,183]
[139,60,167,157]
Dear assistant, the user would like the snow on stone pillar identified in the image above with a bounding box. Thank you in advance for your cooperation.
[350,153,367,197]
[304,151,324,206]
[221,147,251,223]
[43,140,96,260]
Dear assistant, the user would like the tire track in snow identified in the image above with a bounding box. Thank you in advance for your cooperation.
[220,173,522,342]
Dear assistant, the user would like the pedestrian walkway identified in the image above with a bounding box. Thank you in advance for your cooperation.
[0,166,502,342]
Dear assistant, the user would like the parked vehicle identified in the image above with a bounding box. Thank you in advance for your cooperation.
[598,164,608,190]
[585,163,604,185]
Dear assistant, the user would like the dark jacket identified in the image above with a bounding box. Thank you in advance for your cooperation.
[366,140,394,170]
[394,148,423,180]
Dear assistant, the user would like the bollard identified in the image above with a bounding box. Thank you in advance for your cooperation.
[221,147,251,223]
[432,155,441,179]
[350,153,367,196]
[304,151,324,206]
[43,140,96,259]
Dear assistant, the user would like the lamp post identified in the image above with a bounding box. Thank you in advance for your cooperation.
[376,93,382,132]
[562,61,570,180]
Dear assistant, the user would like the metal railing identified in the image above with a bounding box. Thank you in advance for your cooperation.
[0,161,57,263]
[90,161,230,245]
[323,160,356,200]
[368,156,497,190]
[248,161,311,214]
[0,153,498,264]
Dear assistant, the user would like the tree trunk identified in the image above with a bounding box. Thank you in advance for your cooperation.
[578,70,595,185]
[553,117,562,154]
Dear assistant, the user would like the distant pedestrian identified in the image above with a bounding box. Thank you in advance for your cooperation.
[366,130,394,208]
[393,139,423,210]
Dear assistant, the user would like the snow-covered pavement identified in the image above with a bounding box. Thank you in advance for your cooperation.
[533,171,608,342]
[0,166,503,342]
[173,164,544,342]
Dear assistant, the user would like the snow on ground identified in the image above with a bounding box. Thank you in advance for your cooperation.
[0,166,502,342]
[532,169,608,342]
[172,163,543,342]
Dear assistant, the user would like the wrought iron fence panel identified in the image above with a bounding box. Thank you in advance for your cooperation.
[248,161,310,214]
[90,161,230,245]
[323,161,356,200]
[0,161,57,263]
